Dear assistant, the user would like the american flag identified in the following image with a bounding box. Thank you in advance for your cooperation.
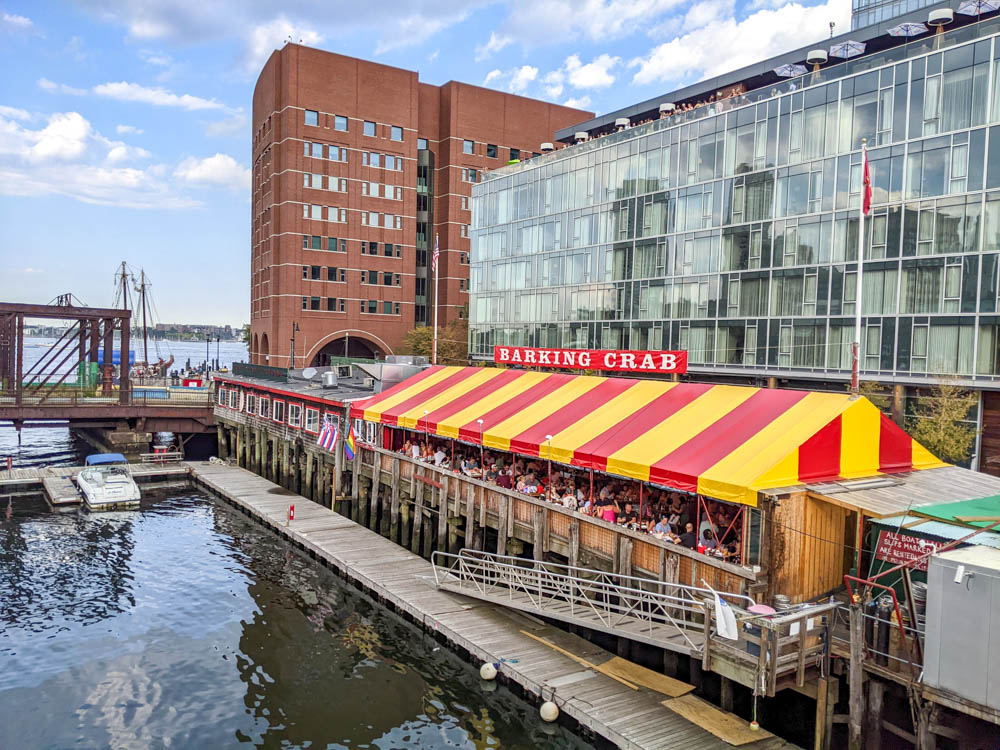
[431,234,439,273]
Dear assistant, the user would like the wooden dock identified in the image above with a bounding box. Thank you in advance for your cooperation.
[188,460,797,750]
[0,462,191,505]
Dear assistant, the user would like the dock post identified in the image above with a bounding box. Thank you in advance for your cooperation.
[389,458,401,543]
[436,478,448,553]
[662,649,678,677]
[496,494,509,556]
[848,603,865,750]
[411,490,424,555]
[464,485,476,550]
[720,676,734,712]
[304,450,314,501]
[370,454,381,531]
[533,508,546,561]
[568,520,579,568]
[400,493,411,549]
[865,679,884,750]
[813,676,837,750]
[217,425,227,460]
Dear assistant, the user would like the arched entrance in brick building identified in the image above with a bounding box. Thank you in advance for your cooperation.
[307,329,391,367]
[260,333,269,363]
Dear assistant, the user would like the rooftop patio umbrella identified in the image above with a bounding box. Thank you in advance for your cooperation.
[887,21,929,36]
[773,63,808,77]
[957,0,1000,16]
[830,39,866,58]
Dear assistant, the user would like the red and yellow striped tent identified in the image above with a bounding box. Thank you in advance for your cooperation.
[350,366,945,506]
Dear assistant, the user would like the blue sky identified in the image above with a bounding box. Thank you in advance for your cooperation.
[0,0,849,325]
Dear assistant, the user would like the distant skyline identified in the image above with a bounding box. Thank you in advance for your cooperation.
[0,0,850,325]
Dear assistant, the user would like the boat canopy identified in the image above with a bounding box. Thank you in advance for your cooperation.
[350,366,946,506]
[85,453,129,466]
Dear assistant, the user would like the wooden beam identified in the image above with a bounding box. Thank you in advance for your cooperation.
[849,604,865,750]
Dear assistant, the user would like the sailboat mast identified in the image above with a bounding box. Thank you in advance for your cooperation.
[141,270,149,366]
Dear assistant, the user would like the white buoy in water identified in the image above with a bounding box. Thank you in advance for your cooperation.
[480,662,498,681]
[540,701,559,722]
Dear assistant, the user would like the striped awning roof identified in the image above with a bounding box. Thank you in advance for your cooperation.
[350,366,946,506]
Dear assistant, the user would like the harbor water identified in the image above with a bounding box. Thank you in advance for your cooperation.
[0,490,592,749]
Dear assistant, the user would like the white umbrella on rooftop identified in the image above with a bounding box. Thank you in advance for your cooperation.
[774,63,808,77]
[957,0,1000,17]
[830,40,867,58]
[887,21,929,37]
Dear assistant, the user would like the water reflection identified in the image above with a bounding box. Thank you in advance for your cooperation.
[0,492,591,750]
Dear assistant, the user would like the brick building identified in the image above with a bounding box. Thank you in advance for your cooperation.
[249,44,591,367]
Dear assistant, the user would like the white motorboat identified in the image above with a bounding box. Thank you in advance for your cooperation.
[76,453,141,511]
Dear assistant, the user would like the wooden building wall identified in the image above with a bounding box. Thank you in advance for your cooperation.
[768,491,851,603]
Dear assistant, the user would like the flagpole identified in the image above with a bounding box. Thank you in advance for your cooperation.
[851,138,868,398]
[432,232,440,365]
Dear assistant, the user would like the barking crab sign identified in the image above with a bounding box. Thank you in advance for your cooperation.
[493,346,688,375]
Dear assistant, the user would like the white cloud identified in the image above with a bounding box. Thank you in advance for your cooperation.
[542,70,564,99]
[205,113,248,137]
[139,49,172,67]
[482,65,538,95]
[563,95,592,109]
[475,32,512,61]
[38,78,87,96]
[94,81,227,111]
[563,53,620,89]
[245,16,322,73]
[0,105,30,120]
[631,0,851,86]
[428,49,439,62]
[1,11,32,30]
[0,109,194,208]
[174,153,250,192]
[116,124,144,135]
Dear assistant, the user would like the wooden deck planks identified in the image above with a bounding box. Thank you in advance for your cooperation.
[187,461,796,750]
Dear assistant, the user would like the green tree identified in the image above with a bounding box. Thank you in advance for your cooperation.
[241,323,251,347]
[401,318,468,364]
[909,381,978,464]
[858,380,892,415]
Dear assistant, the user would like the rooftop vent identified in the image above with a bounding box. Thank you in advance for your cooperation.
[540,142,554,152]
[614,117,629,129]
[574,131,588,143]
[659,103,675,113]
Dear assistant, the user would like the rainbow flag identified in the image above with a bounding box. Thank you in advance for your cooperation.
[345,424,357,460]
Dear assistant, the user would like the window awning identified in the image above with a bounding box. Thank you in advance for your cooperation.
[350,366,946,506]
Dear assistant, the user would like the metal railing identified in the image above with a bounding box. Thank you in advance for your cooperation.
[432,548,755,653]
[432,548,838,694]
[0,386,214,408]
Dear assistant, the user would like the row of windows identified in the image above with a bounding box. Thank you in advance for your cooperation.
[301,265,403,286]
[361,181,403,200]
[303,141,404,170]
[468,319,1000,376]
[304,110,348,132]
[462,139,527,161]
[301,236,403,257]
[304,173,347,191]
[472,254,1000,322]
[299,296,402,315]
[219,388,336,433]
[304,110,403,141]
[302,204,402,228]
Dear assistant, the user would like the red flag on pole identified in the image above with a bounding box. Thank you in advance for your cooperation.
[862,147,872,216]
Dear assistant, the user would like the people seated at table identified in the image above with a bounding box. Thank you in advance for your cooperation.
[391,429,744,563]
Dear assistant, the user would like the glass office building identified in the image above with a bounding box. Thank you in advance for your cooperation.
[469,20,1000,390]
[851,0,939,30]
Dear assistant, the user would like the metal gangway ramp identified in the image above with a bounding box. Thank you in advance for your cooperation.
[432,549,839,696]
[431,548,754,656]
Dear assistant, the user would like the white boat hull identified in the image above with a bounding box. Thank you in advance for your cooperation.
[76,467,141,511]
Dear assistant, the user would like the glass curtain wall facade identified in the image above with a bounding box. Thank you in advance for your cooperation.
[851,0,938,30]
[470,26,1000,385]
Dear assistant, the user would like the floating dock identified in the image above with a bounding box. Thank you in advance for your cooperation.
[0,462,190,505]
[187,460,796,750]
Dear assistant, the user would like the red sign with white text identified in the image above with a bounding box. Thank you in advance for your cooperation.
[874,530,944,572]
[493,345,688,374]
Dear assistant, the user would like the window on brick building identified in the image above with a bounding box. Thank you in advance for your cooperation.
[364,121,376,137]
[486,144,497,158]
[383,301,393,315]
[304,110,318,126]
[310,265,321,280]
[383,272,393,286]
[391,126,403,141]
[417,137,428,150]
[327,297,337,311]
[510,148,520,161]
[302,266,308,280]
[310,296,320,310]
[417,194,428,212]
[463,139,474,154]
[461,196,468,210]
[335,115,348,131]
